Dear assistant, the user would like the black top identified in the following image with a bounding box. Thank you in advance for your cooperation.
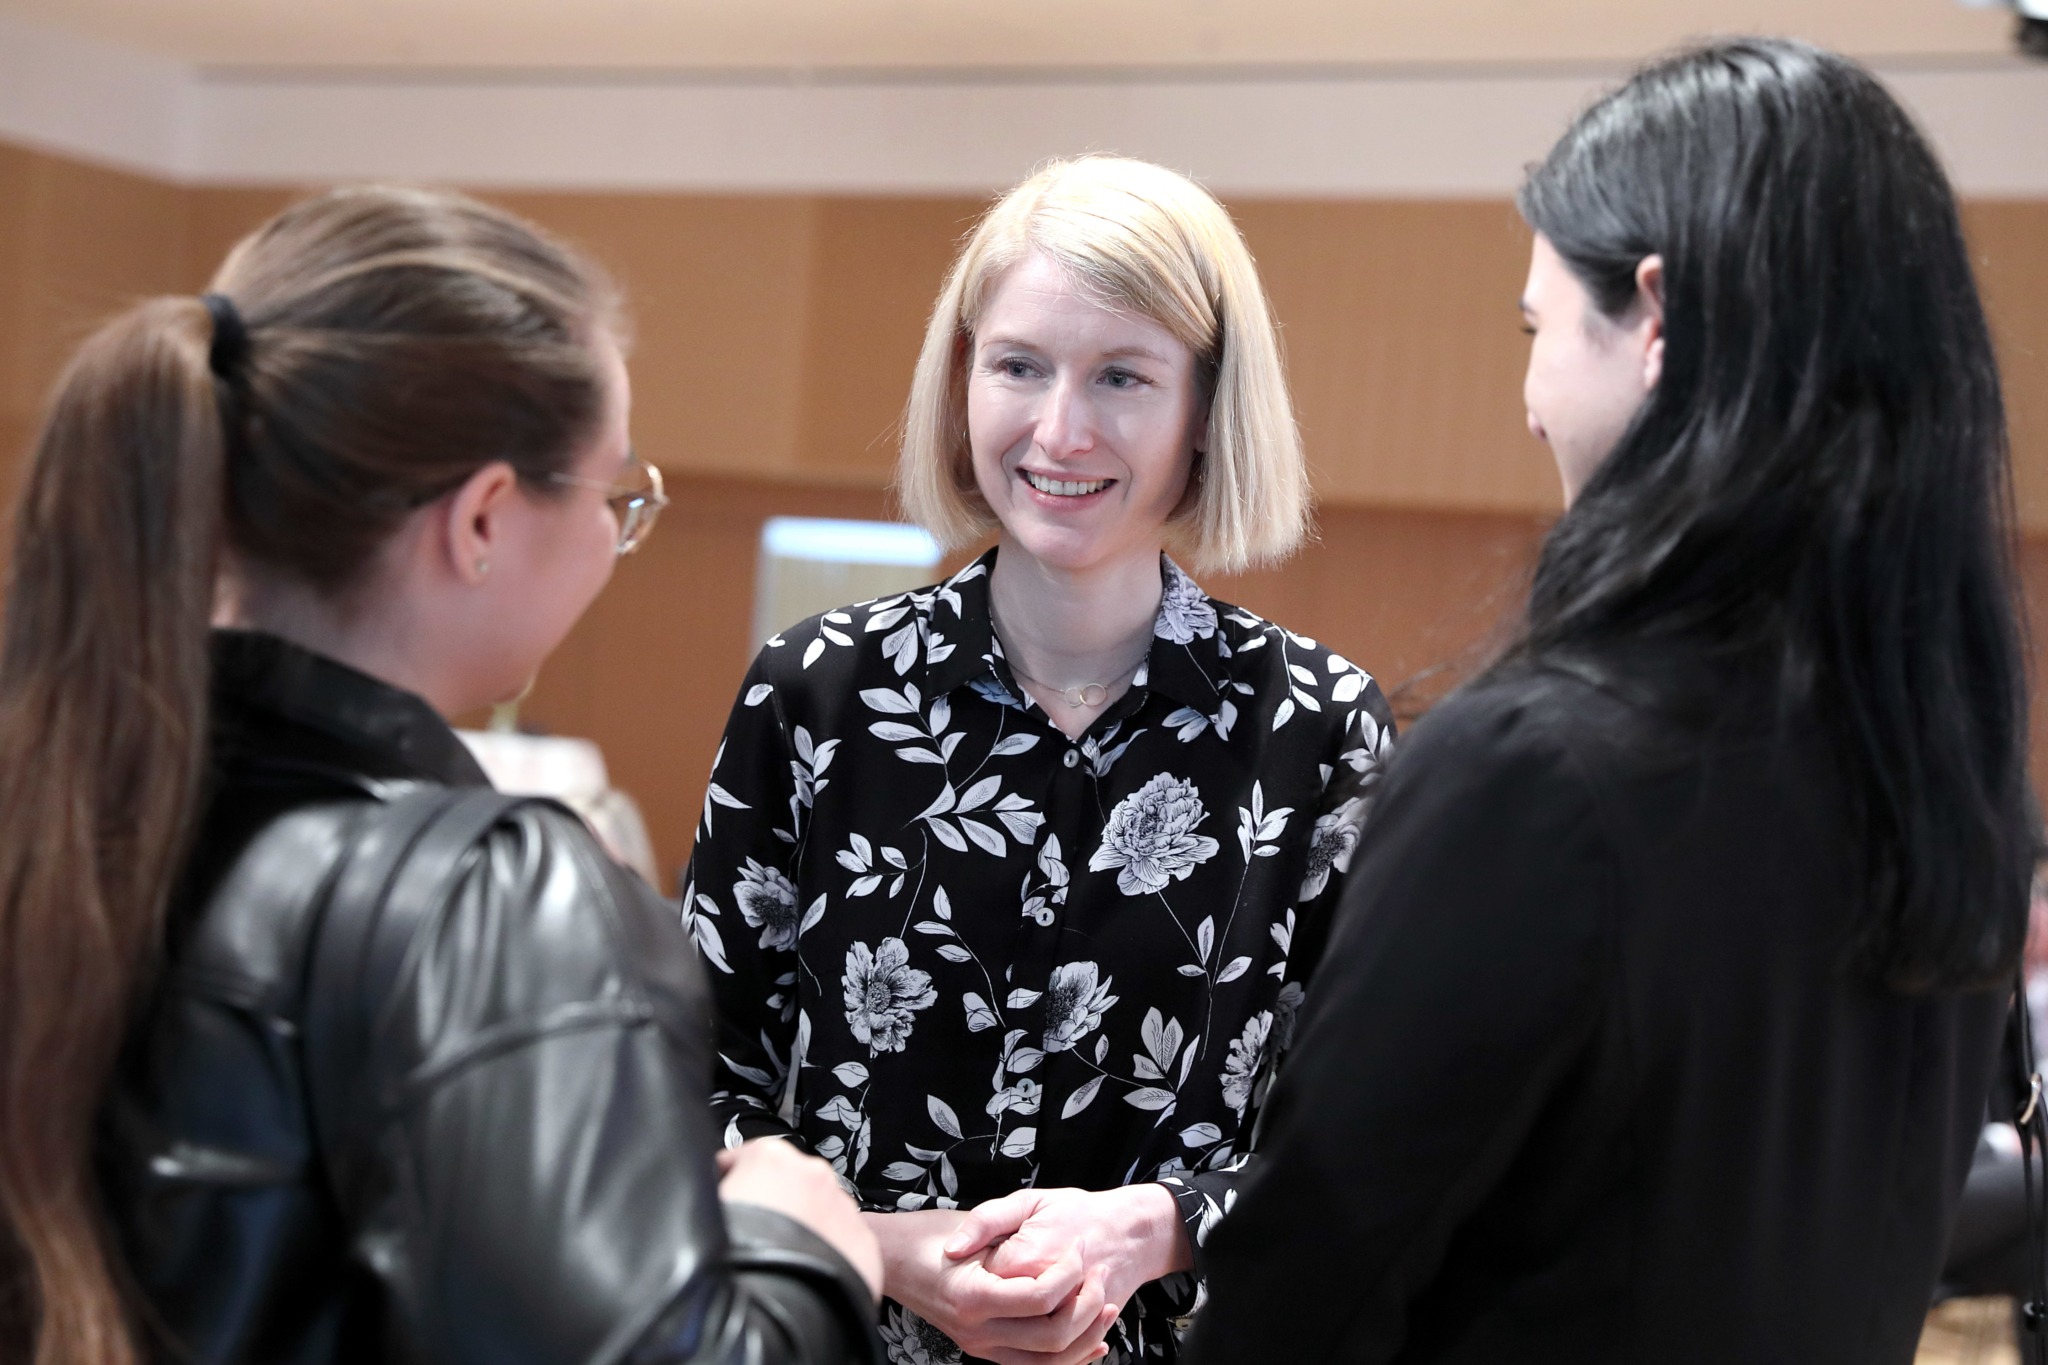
[1182,664,2004,1365]
[100,631,880,1365]
[685,551,1393,1359]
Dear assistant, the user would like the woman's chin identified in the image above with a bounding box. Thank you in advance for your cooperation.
[996,525,1153,579]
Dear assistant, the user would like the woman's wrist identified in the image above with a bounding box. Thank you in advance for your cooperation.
[1119,1183,1194,1282]
[863,1207,965,1300]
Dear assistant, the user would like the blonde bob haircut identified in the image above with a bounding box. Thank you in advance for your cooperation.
[899,155,1309,575]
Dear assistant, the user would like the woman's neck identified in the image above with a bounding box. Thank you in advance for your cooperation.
[987,541,1162,706]
[216,570,457,718]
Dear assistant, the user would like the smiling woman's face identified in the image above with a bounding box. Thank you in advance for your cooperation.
[966,251,1207,579]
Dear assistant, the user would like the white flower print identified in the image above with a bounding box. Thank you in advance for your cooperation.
[1298,795,1369,900]
[842,937,937,1055]
[1042,960,1120,1053]
[732,858,801,950]
[1220,1011,1272,1117]
[880,1304,963,1365]
[1090,773,1221,896]
[1155,562,1219,645]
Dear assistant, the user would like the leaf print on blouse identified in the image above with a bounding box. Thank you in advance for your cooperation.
[1154,560,1220,644]
[1298,794,1369,900]
[1042,960,1120,1053]
[880,1304,964,1365]
[1089,773,1221,896]
[842,937,938,1055]
[1220,1010,1272,1117]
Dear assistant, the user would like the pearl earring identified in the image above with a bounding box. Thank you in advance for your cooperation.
[475,557,491,577]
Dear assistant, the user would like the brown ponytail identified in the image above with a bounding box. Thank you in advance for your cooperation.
[0,299,224,1365]
[0,185,619,1365]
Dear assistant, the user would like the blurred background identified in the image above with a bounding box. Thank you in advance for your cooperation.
[0,0,2043,901]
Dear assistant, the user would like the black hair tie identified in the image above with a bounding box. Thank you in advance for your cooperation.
[200,292,250,379]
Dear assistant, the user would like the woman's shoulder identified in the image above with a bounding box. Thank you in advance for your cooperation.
[448,798,701,1015]
[1391,662,1659,800]
[1193,588,1390,734]
[750,568,971,692]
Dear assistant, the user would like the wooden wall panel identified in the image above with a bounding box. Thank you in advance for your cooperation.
[791,196,984,483]
[0,145,34,423]
[1233,199,1556,513]
[1969,202,2048,530]
[0,145,190,421]
[494,191,822,482]
[0,144,195,571]
[180,186,297,289]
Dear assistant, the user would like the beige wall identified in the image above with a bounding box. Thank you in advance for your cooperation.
[5,138,2048,883]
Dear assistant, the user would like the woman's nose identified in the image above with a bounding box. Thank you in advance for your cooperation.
[1033,377,1096,460]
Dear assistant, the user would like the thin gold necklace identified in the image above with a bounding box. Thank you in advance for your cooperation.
[988,598,1150,709]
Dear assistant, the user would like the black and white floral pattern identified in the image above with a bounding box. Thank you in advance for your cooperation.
[1089,774,1221,896]
[879,1305,965,1365]
[685,549,1393,1363]
[844,938,939,1055]
[734,857,804,950]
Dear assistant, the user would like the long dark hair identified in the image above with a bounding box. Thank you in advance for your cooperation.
[1510,38,2033,992]
[0,186,619,1365]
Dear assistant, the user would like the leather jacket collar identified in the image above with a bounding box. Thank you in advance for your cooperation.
[210,630,489,789]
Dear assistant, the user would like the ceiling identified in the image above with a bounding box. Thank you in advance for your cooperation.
[0,0,2022,73]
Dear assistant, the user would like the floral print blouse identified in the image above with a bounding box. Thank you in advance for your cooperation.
[683,549,1393,1364]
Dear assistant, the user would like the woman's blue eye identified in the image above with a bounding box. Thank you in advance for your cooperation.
[1102,367,1142,388]
[1000,358,1036,378]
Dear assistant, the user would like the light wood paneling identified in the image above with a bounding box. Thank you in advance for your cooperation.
[790,196,984,483]
[180,185,297,288]
[25,160,2045,536]
[493,192,823,482]
[0,144,189,421]
[1235,199,1555,513]
[0,144,34,420]
[1970,203,2048,530]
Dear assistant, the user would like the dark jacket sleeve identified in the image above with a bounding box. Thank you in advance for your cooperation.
[1181,681,1618,1364]
[312,802,879,1365]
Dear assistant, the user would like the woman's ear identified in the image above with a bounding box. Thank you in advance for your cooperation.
[440,461,520,586]
[1635,254,1666,392]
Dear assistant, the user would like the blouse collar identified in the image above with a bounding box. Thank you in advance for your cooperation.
[922,548,1226,715]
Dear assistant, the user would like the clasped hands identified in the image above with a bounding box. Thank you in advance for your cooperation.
[869,1183,1193,1365]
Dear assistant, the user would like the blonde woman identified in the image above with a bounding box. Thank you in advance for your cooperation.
[686,157,1392,1365]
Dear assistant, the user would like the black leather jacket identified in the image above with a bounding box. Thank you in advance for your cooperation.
[100,632,881,1365]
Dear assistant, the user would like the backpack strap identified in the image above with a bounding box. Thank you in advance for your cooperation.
[300,785,536,1213]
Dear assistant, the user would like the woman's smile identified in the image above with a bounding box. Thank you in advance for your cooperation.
[1020,469,1116,500]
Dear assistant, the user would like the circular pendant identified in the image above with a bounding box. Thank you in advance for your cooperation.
[1063,683,1109,708]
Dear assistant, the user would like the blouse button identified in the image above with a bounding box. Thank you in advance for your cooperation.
[1062,749,1080,769]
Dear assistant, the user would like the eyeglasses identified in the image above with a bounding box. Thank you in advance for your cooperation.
[546,455,669,556]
